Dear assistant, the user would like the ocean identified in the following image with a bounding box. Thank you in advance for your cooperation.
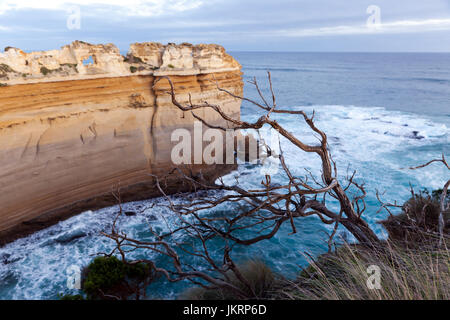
[0,52,449,299]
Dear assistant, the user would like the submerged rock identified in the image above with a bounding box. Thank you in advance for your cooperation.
[409,131,425,140]
[54,228,87,244]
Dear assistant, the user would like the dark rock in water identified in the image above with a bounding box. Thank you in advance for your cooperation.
[124,211,136,216]
[410,131,425,140]
[54,228,86,244]
[1,253,11,264]
[147,215,158,221]
[1,253,21,265]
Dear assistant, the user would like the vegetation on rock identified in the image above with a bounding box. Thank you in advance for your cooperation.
[129,66,137,73]
[75,256,156,300]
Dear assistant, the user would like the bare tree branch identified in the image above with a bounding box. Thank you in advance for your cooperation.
[101,73,383,299]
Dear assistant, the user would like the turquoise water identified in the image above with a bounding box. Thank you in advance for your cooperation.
[0,53,449,299]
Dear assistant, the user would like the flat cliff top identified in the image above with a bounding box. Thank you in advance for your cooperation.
[0,41,241,85]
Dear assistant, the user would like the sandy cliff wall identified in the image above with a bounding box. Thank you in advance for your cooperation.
[0,41,243,244]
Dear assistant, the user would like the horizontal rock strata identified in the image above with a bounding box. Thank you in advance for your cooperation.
[0,41,243,245]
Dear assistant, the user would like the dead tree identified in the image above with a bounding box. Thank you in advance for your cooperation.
[102,72,380,298]
[409,154,449,245]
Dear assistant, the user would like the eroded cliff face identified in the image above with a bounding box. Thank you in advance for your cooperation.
[0,41,241,84]
[0,41,243,244]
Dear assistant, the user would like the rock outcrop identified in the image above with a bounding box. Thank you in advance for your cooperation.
[0,41,241,84]
[0,41,243,244]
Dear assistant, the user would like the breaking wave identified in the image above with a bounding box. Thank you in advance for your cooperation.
[0,105,448,300]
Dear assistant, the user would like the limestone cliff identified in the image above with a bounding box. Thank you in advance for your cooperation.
[0,41,243,244]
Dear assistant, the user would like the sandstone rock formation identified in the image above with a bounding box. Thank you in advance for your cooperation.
[0,41,243,244]
[0,41,241,84]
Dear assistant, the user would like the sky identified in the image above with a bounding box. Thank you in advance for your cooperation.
[0,0,450,52]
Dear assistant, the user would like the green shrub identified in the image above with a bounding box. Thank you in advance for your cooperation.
[82,256,155,300]
[167,64,175,69]
[130,66,138,73]
[40,66,51,75]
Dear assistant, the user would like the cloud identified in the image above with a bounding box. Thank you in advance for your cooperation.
[276,18,450,37]
[0,0,204,17]
[126,17,450,42]
[0,0,449,51]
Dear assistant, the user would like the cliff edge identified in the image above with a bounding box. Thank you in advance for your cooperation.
[0,41,243,245]
[0,40,241,84]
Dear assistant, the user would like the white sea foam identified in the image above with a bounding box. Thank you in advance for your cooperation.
[0,105,448,300]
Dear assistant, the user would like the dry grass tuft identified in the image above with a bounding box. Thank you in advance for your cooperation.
[181,190,450,300]
[278,238,449,300]
[180,259,278,300]
[380,190,449,243]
